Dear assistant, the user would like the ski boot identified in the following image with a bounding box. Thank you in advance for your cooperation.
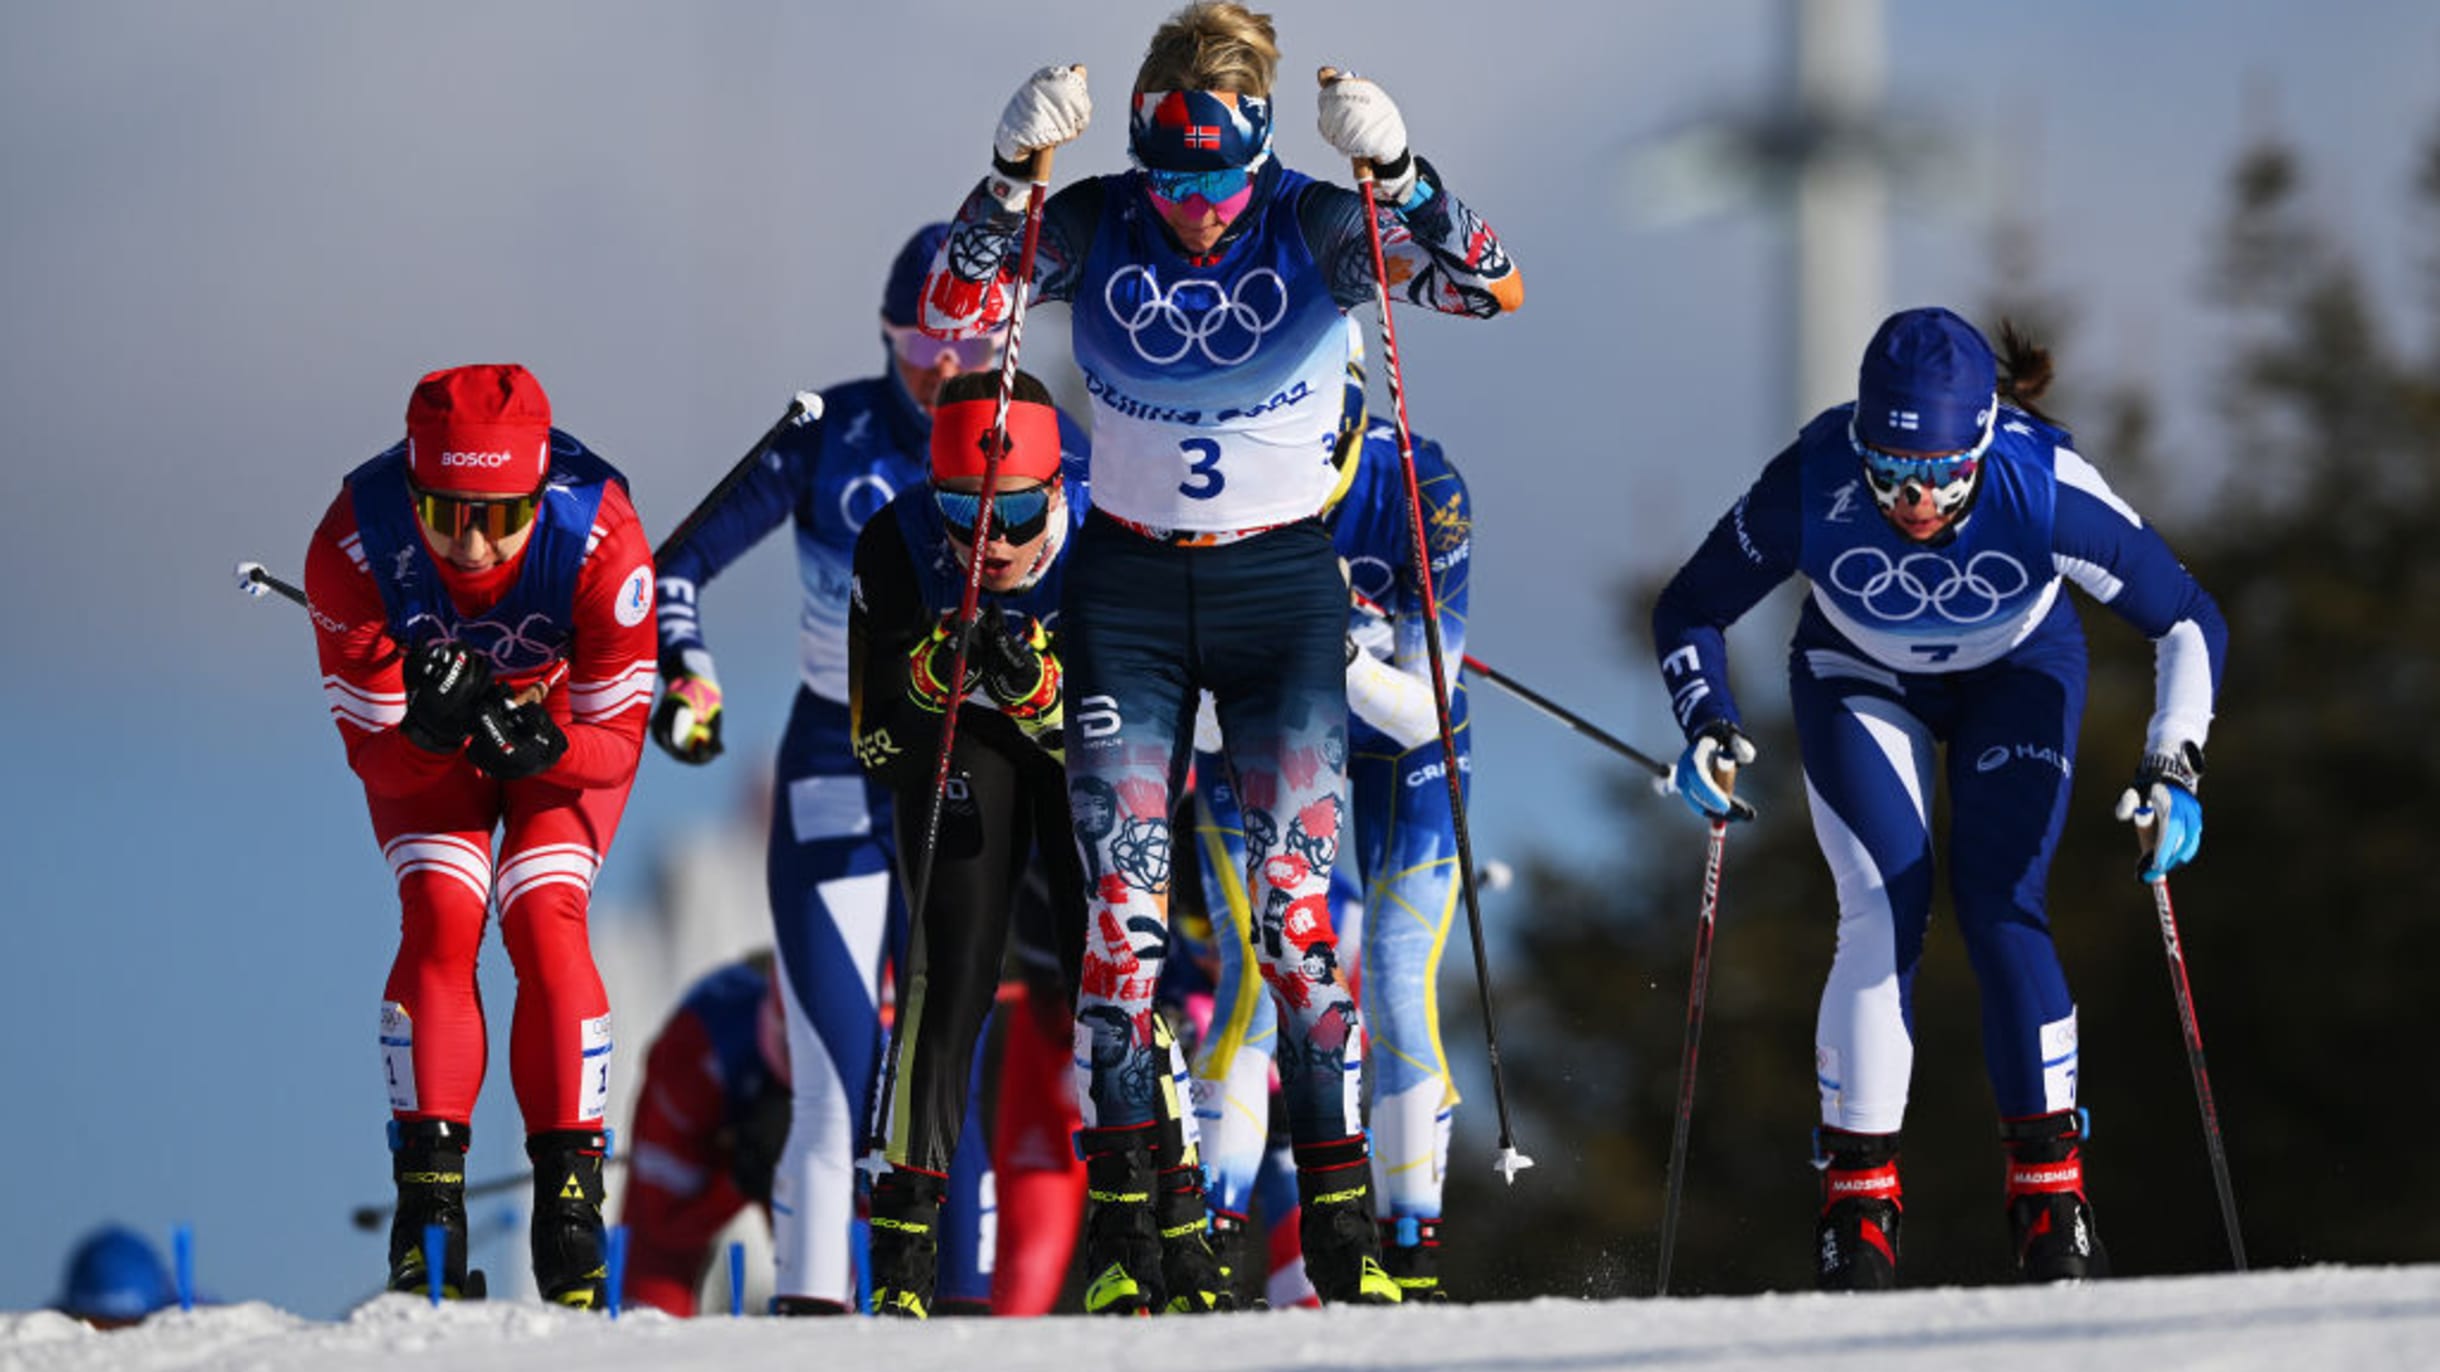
[1079,1127,1163,1315]
[386,1119,486,1299]
[867,1165,944,1318]
[1209,1211,1268,1309]
[1379,1216,1448,1303]
[771,1296,850,1315]
[1814,1127,1903,1291]
[2003,1110,2108,1282]
[1294,1136,1401,1305]
[1155,1164,1235,1312]
[527,1129,610,1309]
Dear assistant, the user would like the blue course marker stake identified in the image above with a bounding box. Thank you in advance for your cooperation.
[172,1224,195,1312]
[605,1224,627,1320]
[423,1223,445,1306]
[729,1241,745,1317]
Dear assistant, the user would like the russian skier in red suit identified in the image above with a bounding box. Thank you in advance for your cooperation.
[302,363,656,1308]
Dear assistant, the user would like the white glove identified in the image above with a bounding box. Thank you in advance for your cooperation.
[995,65,1091,165]
[1316,71,1416,203]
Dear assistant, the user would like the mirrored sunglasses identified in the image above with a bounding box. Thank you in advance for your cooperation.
[412,486,540,542]
[1849,427,1982,495]
[934,484,1054,544]
[887,322,1000,371]
[1143,165,1253,207]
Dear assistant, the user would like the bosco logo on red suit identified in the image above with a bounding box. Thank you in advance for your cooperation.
[300,363,656,1308]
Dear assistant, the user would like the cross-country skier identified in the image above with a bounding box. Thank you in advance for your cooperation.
[648,227,1063,1313]
[1649,308,2227,1288]
[845,370,1094,1317]
[920,0,1519,1308]
[303,363,655,1307]
[1188,326,1473,1302]
[616,954,791,1317]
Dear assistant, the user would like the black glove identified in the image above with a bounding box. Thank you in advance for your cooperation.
[968,614,1058,716]
[649,649,725,765]
[466,692,569,782]
[399,641,492,754]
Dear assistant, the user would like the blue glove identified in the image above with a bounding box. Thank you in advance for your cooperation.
[2114,744,2205,882]
[1669,722,1754,822]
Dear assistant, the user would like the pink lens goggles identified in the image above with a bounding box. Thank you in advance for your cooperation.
[1143,171,1255,227]
[887,322,1000,371]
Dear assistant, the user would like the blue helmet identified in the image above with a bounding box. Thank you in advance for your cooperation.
[56,1225,174,1324]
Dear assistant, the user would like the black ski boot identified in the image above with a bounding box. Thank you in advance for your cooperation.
[867,1165,945,1318]
[1079,1127,1163,1315]
[1379,1216,1448,1303]
[1814,1127,1903,1291]
[1155,1164,1235,1312]
[1209,1211,1268,1309]
[771,1296,850,1315]
[527,1129,609,1309]
[386,1119,486,1299]
[2003,1110,2108,1282]
[1294,1136,1401,1305]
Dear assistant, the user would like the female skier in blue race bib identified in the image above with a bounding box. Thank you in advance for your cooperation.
[1651,309,2226,1288]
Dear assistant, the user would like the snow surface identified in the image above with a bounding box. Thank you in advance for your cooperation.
[7,1265,2435,1372]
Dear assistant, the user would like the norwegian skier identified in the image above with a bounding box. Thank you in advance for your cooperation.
[919,0,1519,1308]
[647,226,1046,1313]
[1650,308,2226,1288]
[303,363,655,1307]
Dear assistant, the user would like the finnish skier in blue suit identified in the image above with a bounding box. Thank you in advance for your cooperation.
[1650,308,2226,1289]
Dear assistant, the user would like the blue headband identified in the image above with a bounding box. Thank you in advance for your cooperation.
[1129,88,1274,173]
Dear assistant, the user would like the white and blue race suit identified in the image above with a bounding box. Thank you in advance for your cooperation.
[1652,404,2227,1132]
[652,369,1086,1307]
[1190,419,1472,1232]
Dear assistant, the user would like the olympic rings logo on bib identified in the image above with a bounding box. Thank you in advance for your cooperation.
[1827,547,2030,624]
[404,610,568,674]
[1104,265,1290,366]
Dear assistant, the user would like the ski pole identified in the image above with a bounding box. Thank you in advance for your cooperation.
[1655,754,1737,1296]
[234,560,308,608]
[654,390,826,566]
[903,133,1064,961]
[1349,590,1756,823]
[2136,814,2248,1271]
[236,559,567,703]
[1326,67,1530,1184]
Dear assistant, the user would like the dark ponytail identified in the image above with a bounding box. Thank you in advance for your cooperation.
[1996,318,2058,426]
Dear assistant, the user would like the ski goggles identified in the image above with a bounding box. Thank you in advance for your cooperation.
[411,484,541,542]
[1143,165,1255,209]
[1849,417,1991,513]
[935,483,1056,544]
[886,322,1001,372]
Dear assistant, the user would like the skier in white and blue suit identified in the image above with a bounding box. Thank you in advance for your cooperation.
[1650,308,2226,1290]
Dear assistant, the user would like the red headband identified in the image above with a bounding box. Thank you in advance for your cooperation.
[929,396,1063,484]
[406,363,552,495]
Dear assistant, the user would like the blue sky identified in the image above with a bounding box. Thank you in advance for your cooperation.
[3,0,2433,1318]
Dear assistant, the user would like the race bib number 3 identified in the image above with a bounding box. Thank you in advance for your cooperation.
[1178,438,1225,500]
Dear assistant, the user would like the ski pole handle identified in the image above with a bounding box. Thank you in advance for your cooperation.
[1316,67,1374,183]
[234,560,309,609]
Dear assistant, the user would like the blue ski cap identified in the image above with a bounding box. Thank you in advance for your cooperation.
[882,223,953,327]
[56,1225,174,1323]
[1855,307,1997,454]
